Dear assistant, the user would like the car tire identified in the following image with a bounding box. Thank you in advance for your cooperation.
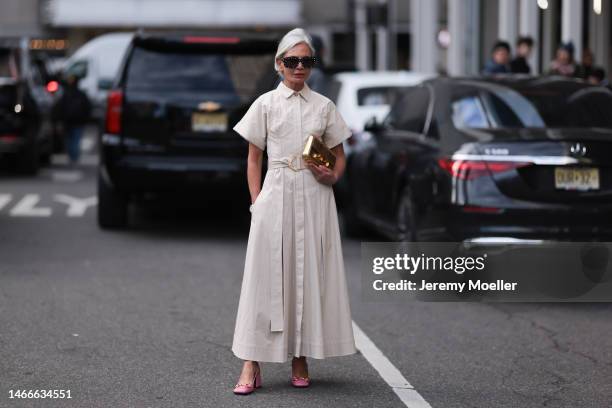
[40,152,52,166]
[397,185,417,242]
[97,168,129,229]
[16,141,40,175]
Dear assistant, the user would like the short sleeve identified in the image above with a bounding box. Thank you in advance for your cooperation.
[322,101,352,149]
[233,97,267,151]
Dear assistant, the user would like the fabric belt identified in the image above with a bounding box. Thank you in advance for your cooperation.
[265,152,307,335]
[268,153,308,171]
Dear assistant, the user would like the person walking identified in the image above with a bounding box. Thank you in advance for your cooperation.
[52,73,91,167]
[231,27,357,395]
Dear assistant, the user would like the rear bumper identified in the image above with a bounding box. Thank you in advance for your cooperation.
[0,136,26,154]
[103,153,249,193]
[442,206,612,242]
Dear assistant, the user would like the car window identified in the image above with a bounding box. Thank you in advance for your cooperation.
[385,86,430,133]
[527,87,612,128]
[0,48,19,78]
[454,82,612,129]
[125,46,274,103]
[30,63,45,86]
[451,96,489,128]
[357,86,405,106]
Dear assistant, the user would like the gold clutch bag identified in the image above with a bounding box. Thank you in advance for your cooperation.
[302,135,336,170]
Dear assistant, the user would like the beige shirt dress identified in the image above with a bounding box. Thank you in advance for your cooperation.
[231,81,358,363]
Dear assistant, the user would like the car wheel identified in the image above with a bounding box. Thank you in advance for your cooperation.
[397,186,417,242]
[16,141,40,175]
[40,152,52,166]
[97,168,129,229]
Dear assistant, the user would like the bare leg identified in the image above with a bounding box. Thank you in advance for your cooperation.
[291,356,309,378]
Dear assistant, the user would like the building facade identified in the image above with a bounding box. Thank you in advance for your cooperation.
[0,0,610,78]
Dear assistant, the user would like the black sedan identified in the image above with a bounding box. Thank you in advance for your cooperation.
[343,76,612,242]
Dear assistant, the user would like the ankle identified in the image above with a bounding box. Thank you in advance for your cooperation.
[249,361,260,369]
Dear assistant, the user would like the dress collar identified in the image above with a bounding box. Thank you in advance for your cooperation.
[277,80,311,102]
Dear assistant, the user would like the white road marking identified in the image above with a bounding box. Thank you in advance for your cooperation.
[53,195,97,217]
[51,170,83,182]
[9,194,52,217]
[51,154,98,167]
[0,194,12,211]
[81,135,95,152]
[352,321,432,408]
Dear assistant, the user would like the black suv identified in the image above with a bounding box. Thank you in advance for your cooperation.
[0,37,56,174]
[98,32,280,228]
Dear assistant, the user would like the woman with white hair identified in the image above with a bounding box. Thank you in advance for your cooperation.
[231,27,357,395]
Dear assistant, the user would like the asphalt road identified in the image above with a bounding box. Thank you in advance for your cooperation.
[0,142,611,407]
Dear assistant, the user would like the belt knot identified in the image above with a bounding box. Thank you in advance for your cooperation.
[268,153,308,171]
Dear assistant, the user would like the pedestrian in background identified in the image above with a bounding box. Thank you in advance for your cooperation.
[587,67,611,89]
[575,48,595,79]
[483,40,512,74]
[547,42,577,77]
[306,34,328,94]
[231,27,357,395]
[510,36,534,74]
[52,73,91,167]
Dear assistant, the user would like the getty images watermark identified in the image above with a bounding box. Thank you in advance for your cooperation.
[360,242,612,302]
[371,252,517,293]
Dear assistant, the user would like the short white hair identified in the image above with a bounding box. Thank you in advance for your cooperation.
[274,28,315,72]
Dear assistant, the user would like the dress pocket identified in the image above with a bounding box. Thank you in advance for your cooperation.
[249,175,270,213]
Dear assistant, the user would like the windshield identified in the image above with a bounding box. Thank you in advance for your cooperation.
[357,86,407,106]
[125,46,274,102]
[451,82,612,129]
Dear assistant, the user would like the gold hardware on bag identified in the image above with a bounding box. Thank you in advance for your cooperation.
[302,135,336,170]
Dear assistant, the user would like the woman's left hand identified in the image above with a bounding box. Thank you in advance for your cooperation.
[305,158,337,186]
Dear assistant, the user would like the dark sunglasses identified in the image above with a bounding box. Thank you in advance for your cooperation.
[281,56,317,69]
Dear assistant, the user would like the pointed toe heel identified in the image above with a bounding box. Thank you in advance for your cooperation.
[233,367,262,395]
[291,376,310,388]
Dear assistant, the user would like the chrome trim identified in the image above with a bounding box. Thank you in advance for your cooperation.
[101,133,121,146]
[569,142,587,157]
[451,153,581,165]
[462,237,547,245]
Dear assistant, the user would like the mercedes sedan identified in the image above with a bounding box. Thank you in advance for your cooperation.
[344,76,612,242]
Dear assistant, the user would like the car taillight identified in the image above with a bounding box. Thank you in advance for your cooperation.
[105,90,123,134]
[46,80,59,93]
[183,36,240,44]
[437,158,529,180]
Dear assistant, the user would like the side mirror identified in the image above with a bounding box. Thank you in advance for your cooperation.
[363,116,380,132]
[65,60,88,79]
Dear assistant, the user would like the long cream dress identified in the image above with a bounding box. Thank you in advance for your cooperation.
[231,81,357,363]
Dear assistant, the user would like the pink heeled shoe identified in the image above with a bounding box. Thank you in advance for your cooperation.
[233,366,262,395]
[291,357,310,387]
[291,375,310,387]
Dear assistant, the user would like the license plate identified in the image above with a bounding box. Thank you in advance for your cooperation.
[191,112,228,132]
[554,167,600,191]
